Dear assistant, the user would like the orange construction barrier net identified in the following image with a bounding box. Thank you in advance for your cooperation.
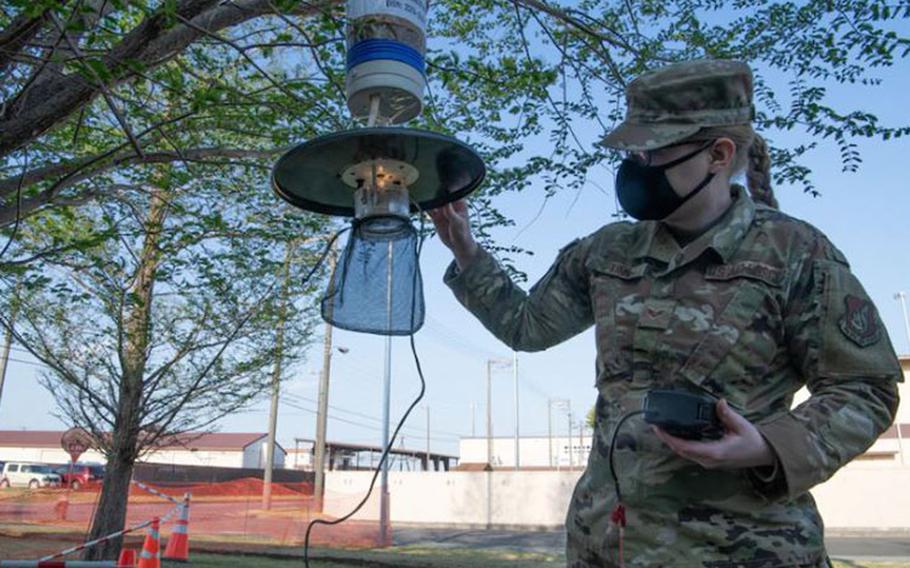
[0,477,385,552]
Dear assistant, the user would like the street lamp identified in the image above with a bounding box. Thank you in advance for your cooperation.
[895,292,910,355]
[548,398,570,470]
[485,357,516,469]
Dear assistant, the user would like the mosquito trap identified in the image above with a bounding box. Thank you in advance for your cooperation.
[272,0,485,336]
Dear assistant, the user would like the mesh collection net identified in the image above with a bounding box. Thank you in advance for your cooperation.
[321,216,424,336]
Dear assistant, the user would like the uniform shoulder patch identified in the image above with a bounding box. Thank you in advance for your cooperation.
[838,294,882,348]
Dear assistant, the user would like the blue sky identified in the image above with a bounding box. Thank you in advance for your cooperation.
[1,40,909,461]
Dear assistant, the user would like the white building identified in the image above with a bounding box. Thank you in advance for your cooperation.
[460,355,910,470]
[459,435,590,470]
[0,431,286,469]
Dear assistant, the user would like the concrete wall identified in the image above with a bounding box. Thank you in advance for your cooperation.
[324,470,581,528]
[813,467,910,528]
[324,464,910,530]
[326,361,910,529]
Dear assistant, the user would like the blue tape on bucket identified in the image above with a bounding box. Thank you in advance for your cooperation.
[347,39,425,74]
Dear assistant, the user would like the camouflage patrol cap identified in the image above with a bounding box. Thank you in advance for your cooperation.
[601,59,755,151]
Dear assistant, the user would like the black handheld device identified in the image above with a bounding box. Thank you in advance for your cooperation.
[643,389,725,440]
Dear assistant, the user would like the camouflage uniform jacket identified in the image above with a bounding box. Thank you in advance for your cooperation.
[444,186,901,567]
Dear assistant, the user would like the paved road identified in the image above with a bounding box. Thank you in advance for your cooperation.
[393,527,910,562]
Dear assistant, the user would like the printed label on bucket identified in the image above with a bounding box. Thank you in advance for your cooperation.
[347,0,428,30]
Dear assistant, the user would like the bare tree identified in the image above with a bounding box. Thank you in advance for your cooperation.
[0,161,330,559]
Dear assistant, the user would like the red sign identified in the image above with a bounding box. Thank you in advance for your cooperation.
[61,428,93,463]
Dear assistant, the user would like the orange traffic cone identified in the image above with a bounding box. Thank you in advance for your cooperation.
[163,494,190,562]
[117,548,137,567]
[137,517,160,568]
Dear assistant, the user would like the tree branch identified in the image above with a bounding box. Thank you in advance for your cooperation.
[48,11,146,158]
[0,145,286,225]
[0,0,340,159]
[0,7,53,73]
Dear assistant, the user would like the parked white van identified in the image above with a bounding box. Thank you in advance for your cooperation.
[0,462,62,488]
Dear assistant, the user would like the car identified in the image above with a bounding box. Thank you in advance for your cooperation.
[54,463,105,490]
[0,462,63,489]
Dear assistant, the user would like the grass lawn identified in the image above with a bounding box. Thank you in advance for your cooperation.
[169,553,370,567]
[3,535,908,567]
[179,552,910,568]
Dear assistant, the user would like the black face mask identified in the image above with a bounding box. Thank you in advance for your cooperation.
[615,141,716,221]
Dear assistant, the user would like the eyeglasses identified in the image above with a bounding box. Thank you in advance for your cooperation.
[623,140,715,167]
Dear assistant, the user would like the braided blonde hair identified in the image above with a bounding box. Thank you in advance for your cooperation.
[681,125,778,209]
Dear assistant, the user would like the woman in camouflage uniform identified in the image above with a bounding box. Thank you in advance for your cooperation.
[429,59,902,568]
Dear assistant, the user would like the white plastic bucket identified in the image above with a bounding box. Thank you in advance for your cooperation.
[347,0,429,32]
[346,59,426,123]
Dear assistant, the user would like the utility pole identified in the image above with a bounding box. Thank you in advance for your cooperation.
[485,357,514,467]
[578,420,585,466]
[485,359,499,530]
[567,404,574,469]
[486,360,493,468]
[470,402,476,437]
[894,292,909,465]
[0,285,19,412]
[512,351,519,471]
[425,405,430,471]
[313,243,338,512]
[0,309,14,412]
[262,243,293,510]
[380,239,394,546]
[547,398,553,468]
[548,399,569,471]
[896,292,910,354]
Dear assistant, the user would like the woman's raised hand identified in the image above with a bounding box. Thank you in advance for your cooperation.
[427,200,479,269]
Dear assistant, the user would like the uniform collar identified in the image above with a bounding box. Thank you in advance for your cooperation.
[628,184,755,268]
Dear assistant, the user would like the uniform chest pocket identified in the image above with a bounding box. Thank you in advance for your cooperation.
[676,262,785,403]
[587,259,649,383]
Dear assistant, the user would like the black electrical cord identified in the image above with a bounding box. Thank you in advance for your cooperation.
[303,216,428,567]
[608,410,644,503]
[302,332,427,566]
[302,226,350,286]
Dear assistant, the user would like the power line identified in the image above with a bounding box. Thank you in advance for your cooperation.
[0,353,466,441]
[421,316,556,402]
[282,393,462,441]
[279,399,459,444]
[285,391,466,438]
[3,356,52,369]
[422,314,506,360]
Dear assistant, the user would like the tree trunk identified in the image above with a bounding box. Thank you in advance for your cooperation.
[81,433,139,560]
[82,186,168,560]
